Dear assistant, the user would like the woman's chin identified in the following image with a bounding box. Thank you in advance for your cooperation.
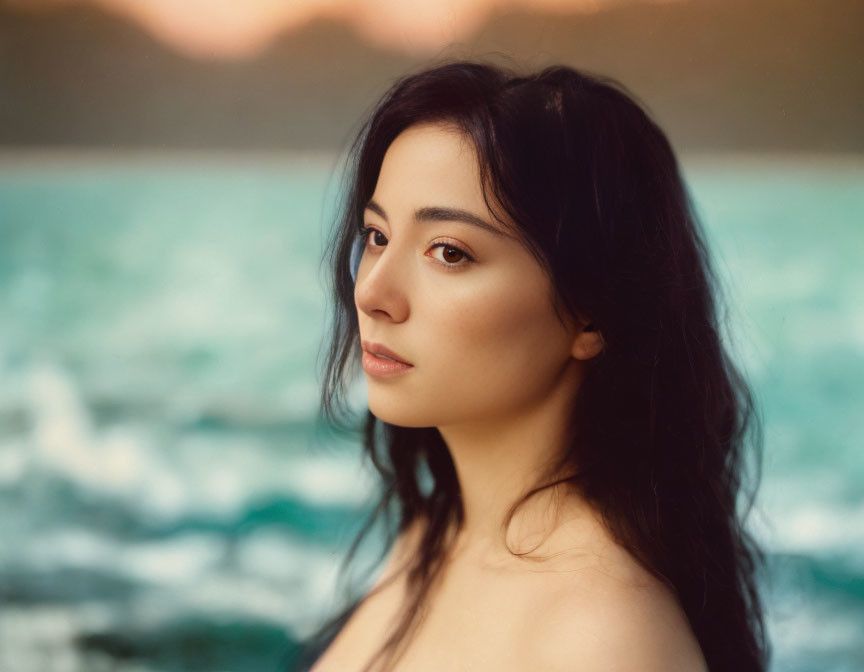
[367,399,437,429]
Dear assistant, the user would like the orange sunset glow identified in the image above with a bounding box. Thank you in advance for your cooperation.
[17,0,683,59]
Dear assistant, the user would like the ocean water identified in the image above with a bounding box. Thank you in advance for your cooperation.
[0,151,861,671]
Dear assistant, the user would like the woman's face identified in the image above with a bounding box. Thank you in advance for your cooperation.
[354,122,582,429]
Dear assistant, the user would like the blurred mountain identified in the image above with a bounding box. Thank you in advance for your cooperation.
[0,0,861,152]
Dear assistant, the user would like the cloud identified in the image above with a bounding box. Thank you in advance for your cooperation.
[21,0,665,59]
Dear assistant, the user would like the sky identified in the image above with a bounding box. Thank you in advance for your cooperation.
[19,0,680,59]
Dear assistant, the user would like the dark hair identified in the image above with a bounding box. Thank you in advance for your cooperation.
[295,57,770,672]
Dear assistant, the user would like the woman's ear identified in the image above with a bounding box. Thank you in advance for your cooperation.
[571,320,605,361]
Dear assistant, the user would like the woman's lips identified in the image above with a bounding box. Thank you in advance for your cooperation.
[361,340,411,365]
[362,350,414,377]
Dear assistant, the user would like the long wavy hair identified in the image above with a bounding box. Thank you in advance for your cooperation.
[293,58,770,672]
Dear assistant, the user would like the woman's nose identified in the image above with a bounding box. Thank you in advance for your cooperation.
[354,240,410,323]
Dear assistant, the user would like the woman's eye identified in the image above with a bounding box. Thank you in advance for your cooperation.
[429,243,474,267]
[357,226,474,268]
[358,226,387,247]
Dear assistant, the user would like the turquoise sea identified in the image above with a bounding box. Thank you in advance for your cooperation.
[0,150,861,671]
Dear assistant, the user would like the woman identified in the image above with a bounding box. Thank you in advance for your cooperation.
[296,59,770,672]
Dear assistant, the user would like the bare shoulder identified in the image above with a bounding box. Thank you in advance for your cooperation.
[309,517,430,672]
[523,550,708,672]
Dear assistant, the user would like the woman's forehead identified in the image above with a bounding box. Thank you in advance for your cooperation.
[374,125,518,234]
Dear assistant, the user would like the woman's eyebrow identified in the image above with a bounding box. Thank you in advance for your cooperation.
[364,199,507,238]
